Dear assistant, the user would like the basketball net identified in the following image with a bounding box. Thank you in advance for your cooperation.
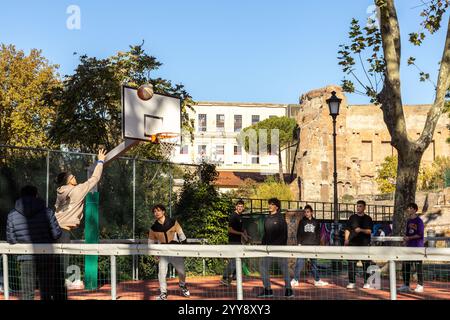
[152,132,179,160]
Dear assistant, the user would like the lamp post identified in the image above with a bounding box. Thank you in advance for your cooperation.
[326,91,342,246]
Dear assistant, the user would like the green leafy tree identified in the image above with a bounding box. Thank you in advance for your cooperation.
[252,176,294,201]
[376,156,397,194]
[0,45,61,231]
[338,0,450,235]
[0,44,61,148]
[50,43,195,155]
[237,116,298,183]
[376,156,450,193]
[174,162,233,244]
[423,156,450,189]
[174,162,233,274]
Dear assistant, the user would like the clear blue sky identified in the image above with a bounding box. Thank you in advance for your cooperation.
[0,0,447,105]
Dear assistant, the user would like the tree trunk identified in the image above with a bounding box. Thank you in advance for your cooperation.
[392,147,422,236]
[278,145,284,184]
[377,0,450,235]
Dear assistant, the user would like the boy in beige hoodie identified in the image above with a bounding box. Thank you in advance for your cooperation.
[55,149,106,238]
[54,149,106,290]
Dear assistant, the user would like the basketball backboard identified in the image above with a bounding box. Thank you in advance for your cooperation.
[103,85,182,165]
[122,85,181,141]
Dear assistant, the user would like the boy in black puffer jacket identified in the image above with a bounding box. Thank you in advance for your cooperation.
[257,198,293,298]
[7,185,64,300]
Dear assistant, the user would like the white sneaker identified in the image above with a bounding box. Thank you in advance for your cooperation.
[67,279,85,290]
[180,284,190,297]
[398,285,411,293]
[346,283,356,289]
[414,285,424,293]
[363,283,372,289]
[156,292,168,300]
[290,279,299,287]
[314,280,329,287]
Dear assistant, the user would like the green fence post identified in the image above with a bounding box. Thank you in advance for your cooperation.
[85,192,99,290]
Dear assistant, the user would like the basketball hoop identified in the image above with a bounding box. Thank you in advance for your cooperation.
[151,132,180,160]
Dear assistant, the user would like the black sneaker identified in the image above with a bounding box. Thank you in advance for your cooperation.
[257,288,274,298]
[220,278,232,286]
[285,288,294,298]
[156,292,168,300]
[180,284,190,297]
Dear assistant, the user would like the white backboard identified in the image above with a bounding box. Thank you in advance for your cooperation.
[122,85,181,141]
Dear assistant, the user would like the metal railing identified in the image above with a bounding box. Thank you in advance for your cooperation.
[372,236,450,248]
[1,243,450,300]
[235,198,394,222]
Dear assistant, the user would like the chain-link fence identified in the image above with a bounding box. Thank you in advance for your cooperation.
[0,145,199,242]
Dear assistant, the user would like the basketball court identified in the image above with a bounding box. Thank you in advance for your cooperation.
[1,275,449,300]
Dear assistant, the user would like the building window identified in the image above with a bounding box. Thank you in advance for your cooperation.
[180,145,188,155]
[251,149,259,164]
[234,115,242,132]
[198,145,207,156]
[234,145,242,155]
[269,115,276,119]
[216,145,224,155]
[252,115,260,125]
[216,114,225,132]
[361,141,373,161]
[198,114,207,132]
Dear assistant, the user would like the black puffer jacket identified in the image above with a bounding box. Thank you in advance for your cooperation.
[7,196,62,244]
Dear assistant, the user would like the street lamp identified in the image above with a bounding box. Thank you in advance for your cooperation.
[326,91,342,246]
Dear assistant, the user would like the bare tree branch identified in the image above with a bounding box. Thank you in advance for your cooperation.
[417,16,450,150]
[358,52,375,89]
[378,0,409,149]
[350,70,369,92]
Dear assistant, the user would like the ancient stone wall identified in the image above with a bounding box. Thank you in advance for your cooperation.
[296,85,450,203]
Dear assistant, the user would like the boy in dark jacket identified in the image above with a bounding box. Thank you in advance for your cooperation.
[7,185,64,300]
[344,200,373,289]
[257,198,293,298]
[291,205,329,287]
[221,200,249,286]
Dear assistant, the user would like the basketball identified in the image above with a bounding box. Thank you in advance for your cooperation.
[150,134,158,143]
[137,84,154,101]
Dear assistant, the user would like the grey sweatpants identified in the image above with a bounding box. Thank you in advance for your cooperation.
[158,256,186,294]
[20,259,36,300]
[259,257,291,289]
[57,229,71,279]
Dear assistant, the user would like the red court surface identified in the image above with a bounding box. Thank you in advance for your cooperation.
[1,275,449,300]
